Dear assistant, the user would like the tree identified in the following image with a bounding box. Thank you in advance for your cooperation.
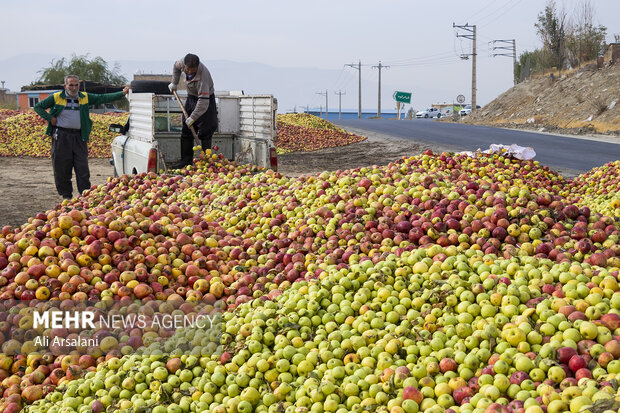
[535,0,568,71]
[565,0,607,67]
[516,0,609,83]
[515,49,553,82]
[34,54,127,85]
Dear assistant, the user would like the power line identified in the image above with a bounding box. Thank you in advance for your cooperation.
[491,39,517,85]
[389,57,463,67]
[316,90,328,119]
[345,61,362,118]
[454,23,477,113]
[477,0,524,28]
[334,90,346,120]
[329,66,349,95]
[383,51,457,66]
[372,62,389,118]
[462,0,500,23]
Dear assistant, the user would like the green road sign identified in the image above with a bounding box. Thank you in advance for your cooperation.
[393,91,411,103]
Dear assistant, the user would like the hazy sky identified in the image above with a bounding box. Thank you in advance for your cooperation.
[2,0,618,111]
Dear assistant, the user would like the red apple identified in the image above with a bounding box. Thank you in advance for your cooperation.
[440,358,458,373]
[568,355,587,372]
[556,347,577,365]
[453,386,473,405]
[402,386,423,404]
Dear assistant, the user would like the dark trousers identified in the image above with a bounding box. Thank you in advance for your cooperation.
[51,128,90,198]
[180,94,218,165]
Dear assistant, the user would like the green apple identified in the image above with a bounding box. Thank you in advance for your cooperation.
[579,321,598,340]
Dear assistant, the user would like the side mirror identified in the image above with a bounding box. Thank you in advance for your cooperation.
[109,124,124,133]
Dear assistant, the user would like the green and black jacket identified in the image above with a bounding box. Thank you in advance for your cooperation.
[34,90,124,141]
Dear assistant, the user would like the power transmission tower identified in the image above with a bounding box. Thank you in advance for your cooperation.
[372,61,389,118]
[316,90,328,119]
[454,23,477,113]
[334,90,346,120]
[491,39,517,85]
[345,60,362,118]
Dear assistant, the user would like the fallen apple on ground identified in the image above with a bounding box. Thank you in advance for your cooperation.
[0,149,618,412]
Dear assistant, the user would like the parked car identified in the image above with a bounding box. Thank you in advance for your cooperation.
[415,107,442,118]
[459,104,481,116]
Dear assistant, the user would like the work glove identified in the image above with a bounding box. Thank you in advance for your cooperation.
[186,118,195,128]
[168,83,177,92]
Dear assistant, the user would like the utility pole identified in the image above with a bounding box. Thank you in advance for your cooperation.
[334,90,346,120]
[345,60,362,118]
[491,39,517,85]
[316,90,328,119]
[372,61,389,118]
[454,23,477,113]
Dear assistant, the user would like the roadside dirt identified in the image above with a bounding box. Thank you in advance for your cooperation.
[277,127,461,177]
[459,63,620,137]
[0,158,115,228]
[0,127,584,229]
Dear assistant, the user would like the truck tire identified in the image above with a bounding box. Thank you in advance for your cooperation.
[130,80,171,94]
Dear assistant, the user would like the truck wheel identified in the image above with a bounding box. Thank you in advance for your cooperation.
[130,80,171,94]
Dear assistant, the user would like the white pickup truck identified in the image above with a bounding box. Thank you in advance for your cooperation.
[109,81,278,175]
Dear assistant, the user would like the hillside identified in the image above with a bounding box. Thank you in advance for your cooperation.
[462,63,620,136]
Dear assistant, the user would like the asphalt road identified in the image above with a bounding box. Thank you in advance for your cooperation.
[333,118,620,173]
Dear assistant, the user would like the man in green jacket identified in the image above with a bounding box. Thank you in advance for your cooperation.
[34,75,129,199]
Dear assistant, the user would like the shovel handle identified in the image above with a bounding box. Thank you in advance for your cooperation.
[172,90,200,146]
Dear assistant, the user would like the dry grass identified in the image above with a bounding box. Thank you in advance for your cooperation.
[472,112,620,134]
[463,61,620,136]
[591,97,608,117]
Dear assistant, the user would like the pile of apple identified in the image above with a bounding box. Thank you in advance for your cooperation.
[85,113,130,158]
[21,253,620,413]
[0,110,21,122]
[0,111,128,158]
[564,160,620,219]
[278,114,347,132]
[275,114,366,154]
[0,148,619,412]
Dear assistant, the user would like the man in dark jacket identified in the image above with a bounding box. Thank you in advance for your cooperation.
[34,75,129,199]
[168,53,218,167]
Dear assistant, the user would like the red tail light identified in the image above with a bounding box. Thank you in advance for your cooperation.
[269,147,278,171]
[147,148,158,173]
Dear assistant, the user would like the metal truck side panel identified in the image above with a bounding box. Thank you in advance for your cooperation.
[234,136,270,168]
[127,93,155,143]
[239,96,277,142]
[217,97,240,134]
[212,133,235,160]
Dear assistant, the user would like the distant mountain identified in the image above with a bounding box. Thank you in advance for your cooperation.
[1,54,408,113]
[0,53,59,90]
